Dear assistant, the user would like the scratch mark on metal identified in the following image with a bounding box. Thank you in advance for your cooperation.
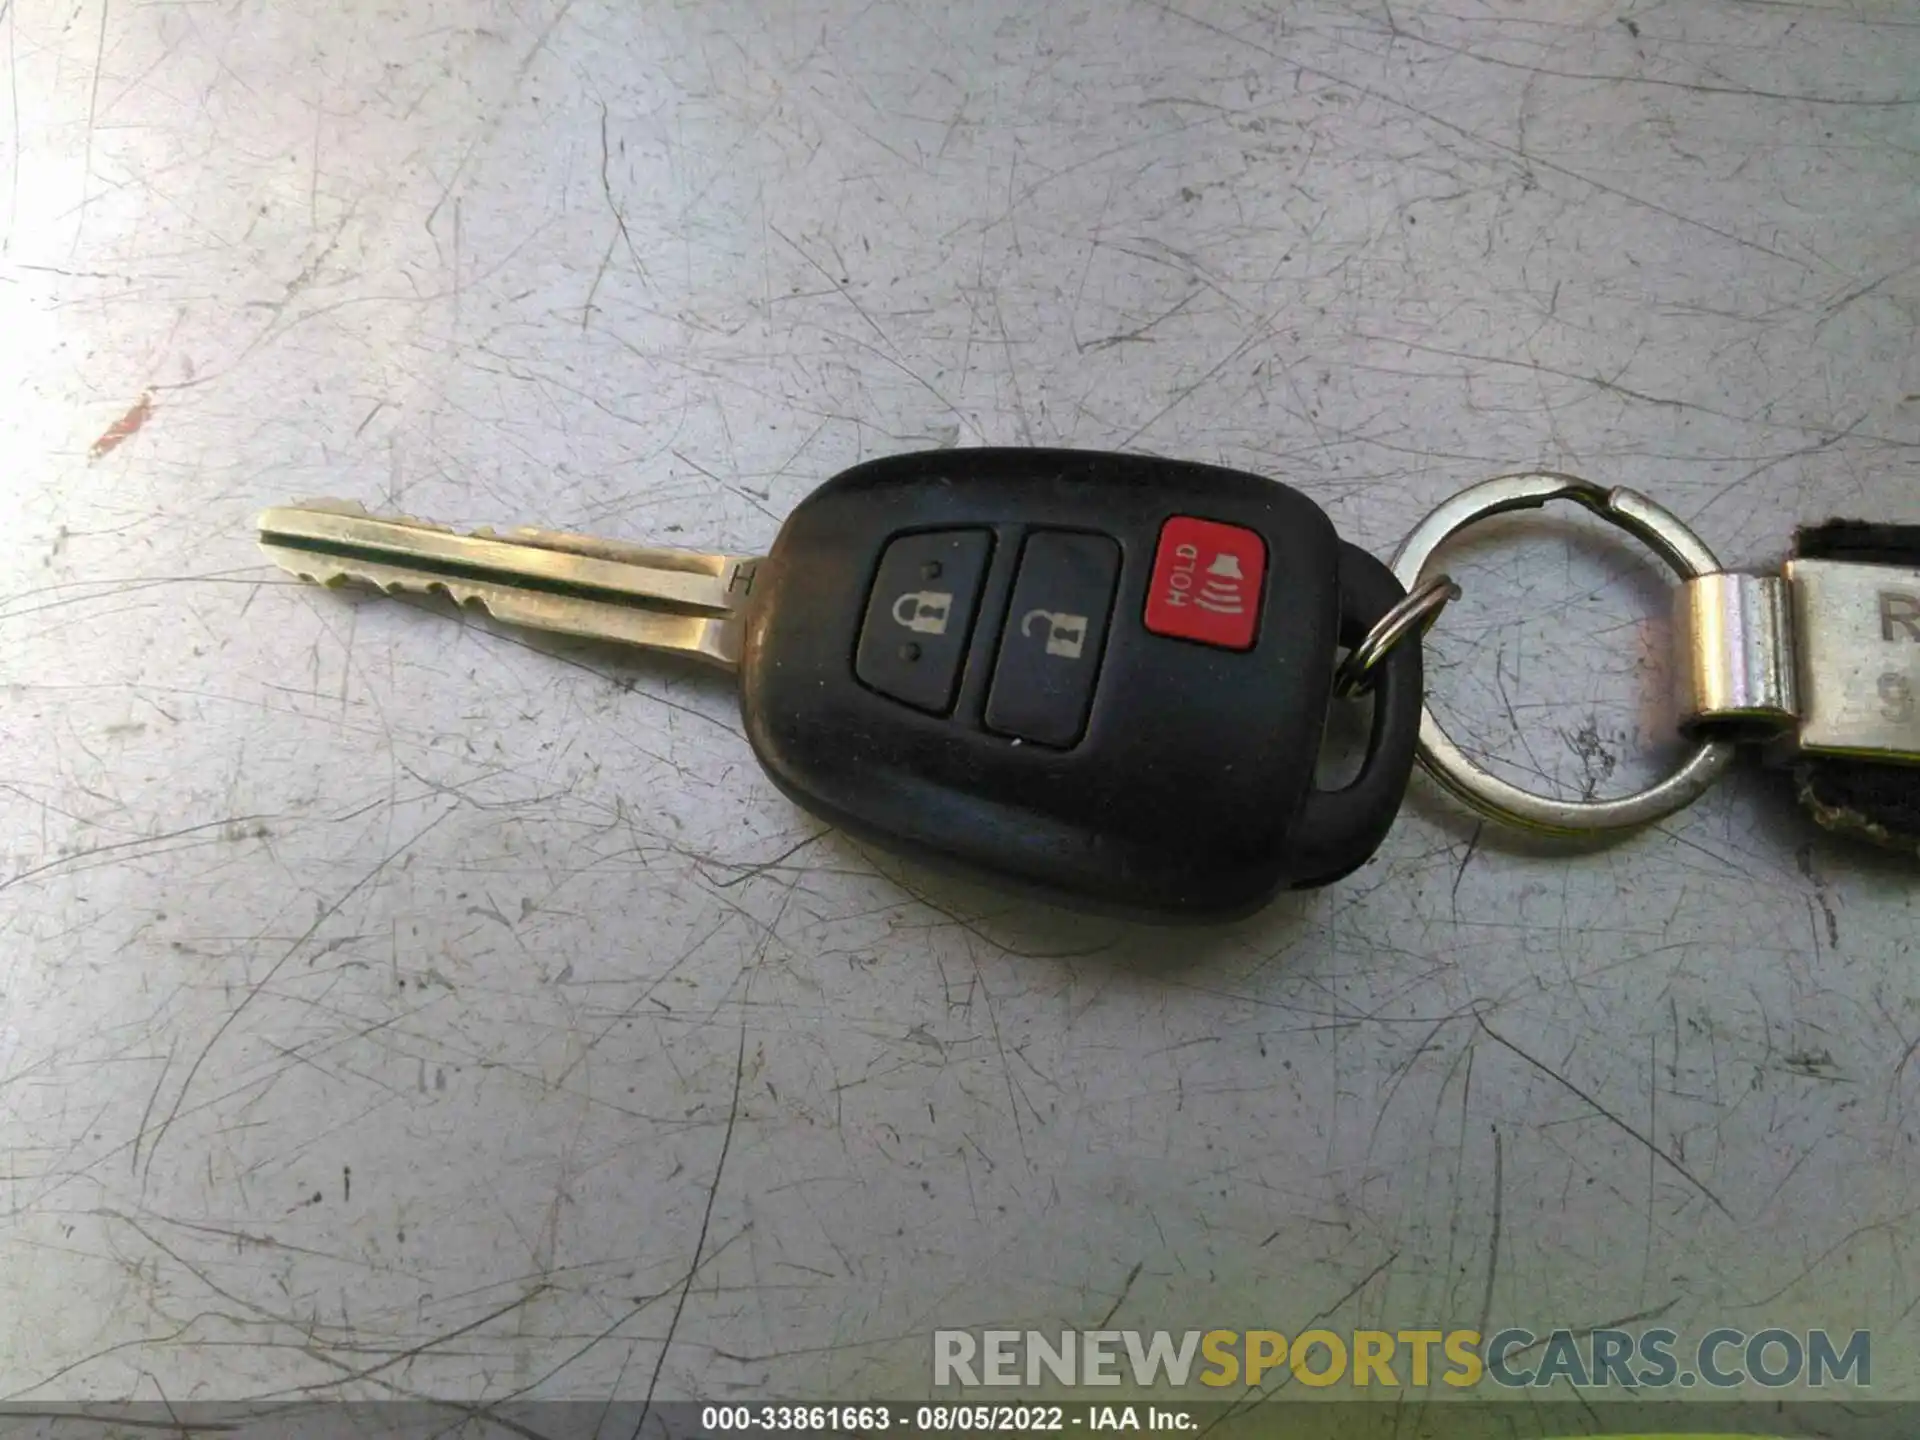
[634,1006,749,1433]
[1475,1015,1733,1219]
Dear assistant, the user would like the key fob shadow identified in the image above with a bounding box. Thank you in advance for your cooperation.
[836,828,1331,957]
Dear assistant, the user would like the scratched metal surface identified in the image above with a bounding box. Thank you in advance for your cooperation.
[3,0,1917,1405]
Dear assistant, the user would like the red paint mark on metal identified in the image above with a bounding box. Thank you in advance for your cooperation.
[88,392,154,461]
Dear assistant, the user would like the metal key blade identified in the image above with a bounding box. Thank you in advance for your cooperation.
[257,500,760,668]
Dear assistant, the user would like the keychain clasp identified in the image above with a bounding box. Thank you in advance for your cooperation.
[1681,558,1920,764]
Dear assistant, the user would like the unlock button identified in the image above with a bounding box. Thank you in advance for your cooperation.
[986,531,1121,749]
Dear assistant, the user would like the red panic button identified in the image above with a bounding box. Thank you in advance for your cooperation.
[1143,516,1267,650]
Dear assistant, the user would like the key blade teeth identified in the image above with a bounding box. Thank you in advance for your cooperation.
[257,539,357,589]
[256,541,743,667]
[258,543,429,596]
[260,535,464,598]
[257,502,752,613]
[262,550,554,627]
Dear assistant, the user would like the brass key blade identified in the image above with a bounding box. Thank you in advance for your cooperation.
[257,501,759,668]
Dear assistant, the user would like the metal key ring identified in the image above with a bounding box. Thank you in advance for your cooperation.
[1333,573,1462,699]
[1390,472,1739,836]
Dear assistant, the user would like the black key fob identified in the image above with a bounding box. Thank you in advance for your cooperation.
[738,448,1422,921]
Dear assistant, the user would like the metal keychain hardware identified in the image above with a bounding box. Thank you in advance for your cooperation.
[1382,472,1920,840]
[1331,574,1460,701]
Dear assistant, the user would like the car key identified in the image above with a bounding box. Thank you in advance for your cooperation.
[258,448,1425,920]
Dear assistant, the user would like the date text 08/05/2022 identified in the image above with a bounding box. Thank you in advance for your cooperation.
[699,1404,1193,1432]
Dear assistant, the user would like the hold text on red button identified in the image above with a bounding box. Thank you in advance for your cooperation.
[1144,516,1266,650]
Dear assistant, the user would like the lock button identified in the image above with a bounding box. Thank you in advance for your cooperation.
[985,530,1121,749]
[855,529,994,715]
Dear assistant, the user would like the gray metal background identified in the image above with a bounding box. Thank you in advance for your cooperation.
[3,0,1916,1404]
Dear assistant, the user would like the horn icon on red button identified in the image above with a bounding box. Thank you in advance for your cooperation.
[1197,552,1246,614]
